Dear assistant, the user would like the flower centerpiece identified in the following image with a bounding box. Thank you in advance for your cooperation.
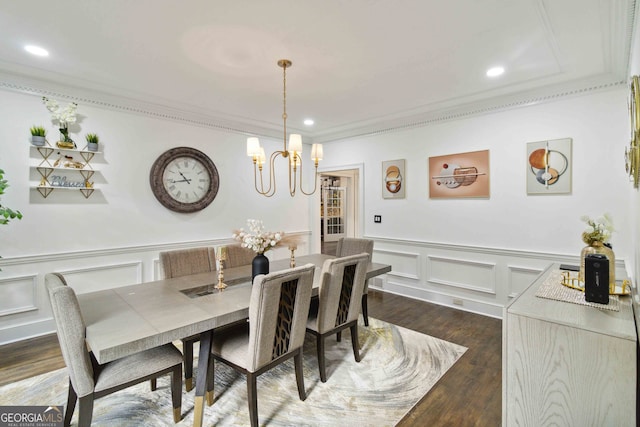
[43,97,78,148]
[233,219,284,280]
[579,213,615,287]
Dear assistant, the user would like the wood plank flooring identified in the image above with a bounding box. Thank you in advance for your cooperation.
[0,290,502,426]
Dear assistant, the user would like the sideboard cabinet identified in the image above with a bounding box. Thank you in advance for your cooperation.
[503,263,636,426]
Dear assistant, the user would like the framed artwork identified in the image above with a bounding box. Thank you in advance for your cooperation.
[526,138,572,194]
[429,150,490,198]
[382,159,405,199]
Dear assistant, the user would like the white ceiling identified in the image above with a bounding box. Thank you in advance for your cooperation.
[0,0,635,142]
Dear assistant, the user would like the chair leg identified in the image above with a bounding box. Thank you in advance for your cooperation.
[350,324,361,362]
[206,356,214,406]
[150,378,157,391]
[64,380,77,427]
[77,395,94,427]
[294,349,307,401]
[317,334,327,383]
[362,293,369,326]
[247,372,259,427]
[184,340,194,392]
[336,331,342,342]
[171,364,183,423]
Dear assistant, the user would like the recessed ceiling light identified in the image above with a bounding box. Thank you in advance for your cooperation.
[486,66,505,77]
[24,45,49,57]
[304,119,314,126]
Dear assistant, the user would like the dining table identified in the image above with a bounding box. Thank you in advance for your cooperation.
[75,253,392,427]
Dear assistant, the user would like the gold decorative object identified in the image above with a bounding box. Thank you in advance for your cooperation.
[246,59,323,197]
[289,244,297,268]
[627,75,640,188]
[561,270,631,295]
[215,247,227,290]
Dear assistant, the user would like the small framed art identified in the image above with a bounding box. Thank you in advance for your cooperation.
[526,138,572,194]
[382,159,405,199]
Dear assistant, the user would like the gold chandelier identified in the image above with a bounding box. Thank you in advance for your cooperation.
[246,59,323,197]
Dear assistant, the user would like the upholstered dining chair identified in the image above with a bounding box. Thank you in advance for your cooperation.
[223,244,255,268]
[159,247,216,391]
[206,264,315,427]
[335,237,374,326]
[45,273,183,427]
[306,253,369,382]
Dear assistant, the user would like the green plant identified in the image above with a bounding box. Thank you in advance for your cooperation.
[0,169,22,225]
[30,126,47,137]
[85,133,100,144]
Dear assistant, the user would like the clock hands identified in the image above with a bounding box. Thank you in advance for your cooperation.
[178,171,192,184]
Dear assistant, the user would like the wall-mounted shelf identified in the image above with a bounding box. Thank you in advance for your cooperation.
[30,143,101,199]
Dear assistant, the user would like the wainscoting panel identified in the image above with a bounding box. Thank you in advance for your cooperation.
[507,265,545,299]
[427,256,497,295]
[0,275,37,317]
[59,262,143,294]
[374,249,420,280]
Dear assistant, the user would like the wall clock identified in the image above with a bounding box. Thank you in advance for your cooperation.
[149,147,219,213]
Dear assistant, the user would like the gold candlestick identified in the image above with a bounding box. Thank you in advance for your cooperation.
[215,247,227,289]
[289,244,297,268]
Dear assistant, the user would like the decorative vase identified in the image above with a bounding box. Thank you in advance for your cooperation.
[579,241,615,288]
[252,253,269,281]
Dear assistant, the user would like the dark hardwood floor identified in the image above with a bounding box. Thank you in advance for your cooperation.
[0,290,502,426]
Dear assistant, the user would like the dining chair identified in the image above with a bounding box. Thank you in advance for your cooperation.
[206,264,315,427]
[223,244,255,268]
[306,252,369,382]
[159,246,216,391]
[335,237,374,326]
[45,273,183,426]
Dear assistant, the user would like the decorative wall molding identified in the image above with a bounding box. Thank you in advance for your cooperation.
[507,265,545,299]
[427,255,497,295]
[0,275,37,317]
[373,248,420,280]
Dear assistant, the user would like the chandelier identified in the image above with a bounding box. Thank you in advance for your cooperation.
[246,59,323,197]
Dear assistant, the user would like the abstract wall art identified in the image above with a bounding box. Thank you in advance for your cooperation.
[526,138,572,194]
[429,150,490,198]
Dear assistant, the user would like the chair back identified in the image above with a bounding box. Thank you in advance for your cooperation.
[315,253,369,333]
[159,247,216,279]
[45,273,95,397]
[224,244,255,268]
[246,264,315,372]
[336,237,373,258]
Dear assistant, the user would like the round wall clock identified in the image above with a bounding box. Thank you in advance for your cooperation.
[149,147,219,213]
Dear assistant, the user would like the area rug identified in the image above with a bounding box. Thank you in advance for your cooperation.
[0,318,466,426]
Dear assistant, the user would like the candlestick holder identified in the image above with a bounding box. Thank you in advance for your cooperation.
[215,260,227,289]
[289,245,297,268]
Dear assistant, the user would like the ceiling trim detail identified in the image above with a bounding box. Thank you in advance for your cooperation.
[0,74,627,144]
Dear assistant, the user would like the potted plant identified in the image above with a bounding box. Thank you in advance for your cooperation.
[30,126,47,146]
[85,133,99,152]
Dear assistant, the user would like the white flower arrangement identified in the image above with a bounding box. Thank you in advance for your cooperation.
[580,213,614,245]
[232,219,283,254]
[43,97,78,143]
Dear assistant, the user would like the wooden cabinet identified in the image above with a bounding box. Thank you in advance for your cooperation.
[503,263,636,426]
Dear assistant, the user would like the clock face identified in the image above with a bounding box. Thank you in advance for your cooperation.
[162,156,211,203]
[150,147,219,213]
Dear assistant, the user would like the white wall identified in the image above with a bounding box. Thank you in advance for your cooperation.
[0,89,313,343]
[321,88,631,316]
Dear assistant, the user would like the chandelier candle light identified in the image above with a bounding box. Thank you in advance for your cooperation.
[246,59,323,197]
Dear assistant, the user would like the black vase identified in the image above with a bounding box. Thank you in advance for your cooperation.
[252,253,269,282]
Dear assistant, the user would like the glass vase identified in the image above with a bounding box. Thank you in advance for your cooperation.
[579,241,615,288]
[252,253,269,282]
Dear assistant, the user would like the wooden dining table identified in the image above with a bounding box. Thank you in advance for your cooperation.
[76,253,391,427]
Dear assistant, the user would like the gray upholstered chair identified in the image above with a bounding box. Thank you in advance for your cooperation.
[159,247,216,391]
[306,253,369,382]
[206,264,315,427]
[223,244,255,268]
[336,237,374,326]
[45,273,183,426]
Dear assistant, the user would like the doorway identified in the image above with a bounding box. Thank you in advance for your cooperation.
[319,167,361,255]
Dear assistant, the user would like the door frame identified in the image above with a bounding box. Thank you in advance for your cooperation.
[311,163,364,253]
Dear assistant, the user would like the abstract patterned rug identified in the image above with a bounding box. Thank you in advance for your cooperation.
[0,318,466,426]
